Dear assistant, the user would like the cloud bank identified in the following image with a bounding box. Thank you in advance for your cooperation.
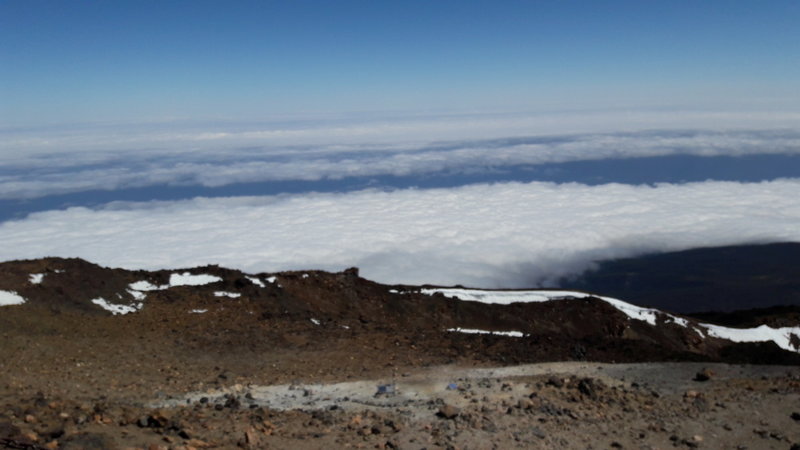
[1,110,799,200]
[2,180,799,288]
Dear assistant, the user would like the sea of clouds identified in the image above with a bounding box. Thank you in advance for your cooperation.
[2,180,799,287]
[1,110,799,287]
[2,110,799,200]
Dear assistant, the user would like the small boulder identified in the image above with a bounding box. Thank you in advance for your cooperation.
[694,368,714,382]
[517,398,535,410]
[437,404,461,420]
[684,390,702,399]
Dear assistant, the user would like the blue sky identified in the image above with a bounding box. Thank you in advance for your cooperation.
[2,0,799,124]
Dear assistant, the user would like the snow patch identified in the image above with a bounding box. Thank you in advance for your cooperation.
[692,327,706,338]
[421,288,669,327]
[421,288,582,305]
[246,276,265,287]
[91,297,142,315]
[190,309,208,314]
[669,316,690,327]
[127,289,147,301]
[598,296,660,326]
[0,290,26,306]
[447,327,525,338]
[169,272,222,287]
[701,323,800,353]
[29,273,44,284]
[129,280,166,291]
[310,318,321,326]
[266,276,277,284]
[214,291,241,298]
[302,273,309,279]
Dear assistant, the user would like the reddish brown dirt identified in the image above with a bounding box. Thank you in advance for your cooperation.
[2,258,800,449]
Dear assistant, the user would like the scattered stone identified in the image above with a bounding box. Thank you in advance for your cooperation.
[694,368,714,382]
[530,427,546,439]
[186,438,211,448]
[577,378,603,399]
[546,377,564,388]
[61,432,117,450]
[22,431,39,442]
[517,398,534,410]
[769,431,785,440]
[792,412,800,421]
[224,396,241,409]
[437,404,460,420]
[684,390,702,399]
[243,427,261,448]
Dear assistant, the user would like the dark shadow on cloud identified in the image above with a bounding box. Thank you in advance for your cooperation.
[562,242,800,313]
[2,153,799,222]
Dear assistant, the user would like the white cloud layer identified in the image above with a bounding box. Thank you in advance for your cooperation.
[1,180,799,288]
[1,110,799,199]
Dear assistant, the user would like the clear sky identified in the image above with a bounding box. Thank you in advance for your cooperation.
[2,0,799,125]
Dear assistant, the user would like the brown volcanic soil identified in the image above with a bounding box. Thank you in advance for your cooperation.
[2,258,800,449]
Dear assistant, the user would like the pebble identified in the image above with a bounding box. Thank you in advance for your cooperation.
[437,404,461,420]
[694,368,714,382]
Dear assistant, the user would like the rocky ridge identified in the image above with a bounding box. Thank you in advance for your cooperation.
[2,257,800,449]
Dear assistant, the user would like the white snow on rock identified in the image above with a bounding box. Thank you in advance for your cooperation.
[423,287,800,353]
[422,288,663,326]
[598,296,661,326]
[0,290,26,306]
[669,316,690,327]
[127,289,147,301]
[169,272,222,287]
[422,288,585,305]
[246,276,265,287]
[91,297,142,315]
[129,280,166,291]
[310,318,321,325]
[190,309,208,314]
[447,327,525,338]
[266,276,277,284]
[29,273,44,284]
[700,323,800,353]
[214,291,241,298]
